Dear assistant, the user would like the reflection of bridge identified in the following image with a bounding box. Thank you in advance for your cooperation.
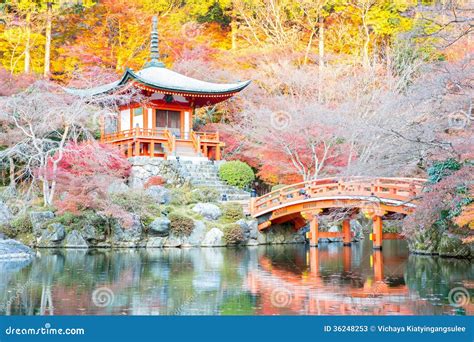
[246,249,413,315]
[250,177,426,249]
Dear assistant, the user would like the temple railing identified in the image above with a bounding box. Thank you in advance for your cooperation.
[100,128,222,159]
[101,128,167,143]
[163,129,175,154]
[190,130,201,154]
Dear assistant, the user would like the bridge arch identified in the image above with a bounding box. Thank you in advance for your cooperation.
[250,177,426,249]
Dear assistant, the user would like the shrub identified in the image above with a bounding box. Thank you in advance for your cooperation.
[111,190,161,218]
[221,203,244,222]
[191,187,220,203]
[0,224,17,238]
[11,213,33,235]
[169,184,194,206]
[219,161,255,189]
[52,210,109,233]
[223,224,245,245]
[144,176,166,188]
[169,212,194,237]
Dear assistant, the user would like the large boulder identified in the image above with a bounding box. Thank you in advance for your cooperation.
[29,211,54,234]
[192,203,222,220]
[146,236,168,248]
[37,223,66,247]
[0,201,12,225]
[0,239,33,260]
[145,186,171,204]
[111,214,143,246]
[149,217,171,236]
[187,221,206,246]
[164,234,187,247]
[257,223,306,245]
[82,224,105,242]
[63,230,88,248]
[201,228,225,247]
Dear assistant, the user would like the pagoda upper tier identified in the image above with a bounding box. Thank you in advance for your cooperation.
[67,65,250,107]
[66,16,250,107]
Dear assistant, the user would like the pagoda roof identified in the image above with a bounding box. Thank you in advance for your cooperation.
[65,65,251,98]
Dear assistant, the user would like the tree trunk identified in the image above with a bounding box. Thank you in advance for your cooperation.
[24,12,31,74]
[318,16,325,71]
[231,3,237,50]
[318,16,324,103]
[44,2,52,78]
[8,157,15,188]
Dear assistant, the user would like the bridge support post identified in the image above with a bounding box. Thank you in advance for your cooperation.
[342,219,351,246]
[372,216,383,250]
[373,250,384,282]
[310,215,319,247]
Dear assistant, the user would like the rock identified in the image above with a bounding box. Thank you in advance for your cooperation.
[0,232,5,240]
[29,211,54,234]
[63,230,88,248]
[38,223,65,246]
[247,220,258,240]
[256,223,306,245]
[107,181,130,194]
[112,215,143,244]
[0,201,12,225]
[192,203,222,220]
[0,239,33,260]
[245,239,259,246]
[82,224,105,242]
[146,236,168,248]
[164,234,187,247]
[201,228,225,247]
[149,217,171,236]
[145,186,171,204]
[188,221,206,246]
[236,219,250,239]
[351,220,364,241]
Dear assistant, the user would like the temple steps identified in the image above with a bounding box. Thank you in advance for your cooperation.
[179,161,251,202]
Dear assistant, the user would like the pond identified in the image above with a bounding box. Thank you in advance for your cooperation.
[0,240,472,315]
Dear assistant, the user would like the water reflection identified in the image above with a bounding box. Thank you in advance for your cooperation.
[0,240,472,316]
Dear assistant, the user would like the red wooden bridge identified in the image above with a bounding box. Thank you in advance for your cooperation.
[250,177,426,249]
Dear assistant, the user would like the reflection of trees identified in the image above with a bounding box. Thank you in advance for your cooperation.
[405,255,474,313]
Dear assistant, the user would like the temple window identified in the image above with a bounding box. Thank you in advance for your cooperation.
[156,109,181,136]
[133,107,144,128]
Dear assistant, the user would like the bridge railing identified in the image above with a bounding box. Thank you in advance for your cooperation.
[251,177,427,216]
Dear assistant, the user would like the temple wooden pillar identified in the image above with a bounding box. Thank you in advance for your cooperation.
[134,141,140,156]
[310,215,319,247]
[342,219,351,246]
[127,143,132,157]
[150,142,155,157]
[372,215,383,250]
[215,145,221,161]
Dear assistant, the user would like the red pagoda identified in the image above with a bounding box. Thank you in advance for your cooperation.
[68,16,250,160]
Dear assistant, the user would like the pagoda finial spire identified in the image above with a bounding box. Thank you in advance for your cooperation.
[146,16,165,68]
